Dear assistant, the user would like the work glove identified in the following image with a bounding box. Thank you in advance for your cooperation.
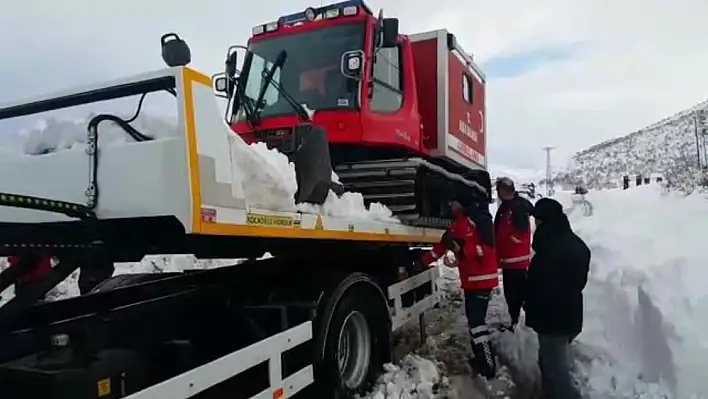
[442,252,458,267]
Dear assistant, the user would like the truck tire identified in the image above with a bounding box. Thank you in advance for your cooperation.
[317,280,391,398]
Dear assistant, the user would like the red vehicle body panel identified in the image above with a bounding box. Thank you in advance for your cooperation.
[447,51,486,168]
[232,7,487,172]
[409,30,487,171]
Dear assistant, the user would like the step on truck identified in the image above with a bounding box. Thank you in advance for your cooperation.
[0,1,491,398]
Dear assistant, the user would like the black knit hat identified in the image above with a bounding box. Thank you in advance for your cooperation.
[532,198,564,221]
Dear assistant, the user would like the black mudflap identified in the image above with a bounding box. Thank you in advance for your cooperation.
[291,124,337,204]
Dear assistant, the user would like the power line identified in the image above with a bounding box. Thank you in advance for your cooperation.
[542,146,555,196]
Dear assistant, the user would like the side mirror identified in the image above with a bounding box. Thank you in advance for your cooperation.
[212,72,229,98]
[225,51,239,78]
[381,18,399,48]
[340,50,364,80]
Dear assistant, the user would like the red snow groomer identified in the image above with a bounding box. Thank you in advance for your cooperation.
[214,0,492,228]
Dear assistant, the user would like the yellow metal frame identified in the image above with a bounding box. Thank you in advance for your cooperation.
[178,68,439,244]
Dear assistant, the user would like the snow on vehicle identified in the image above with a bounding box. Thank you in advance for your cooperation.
[0,28,450,399]
[212,0,492,229]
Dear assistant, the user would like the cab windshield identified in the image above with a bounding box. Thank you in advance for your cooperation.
[237,22,365,122]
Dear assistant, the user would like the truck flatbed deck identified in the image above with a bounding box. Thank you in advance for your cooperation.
[0,66,443,261]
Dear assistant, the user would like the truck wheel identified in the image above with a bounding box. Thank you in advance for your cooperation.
[318,282,391,398]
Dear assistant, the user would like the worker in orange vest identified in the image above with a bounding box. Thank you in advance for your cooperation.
[493,177,533,329]
[420,193,499,378]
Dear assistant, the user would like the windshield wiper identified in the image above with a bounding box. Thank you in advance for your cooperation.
[252,50,312,124]
[233,62,259,127]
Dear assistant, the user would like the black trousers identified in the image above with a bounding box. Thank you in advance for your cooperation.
[502,268,527,325]
[464,290,496,378]
[538,334,581,399]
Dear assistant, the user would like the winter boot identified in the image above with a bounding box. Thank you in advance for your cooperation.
[470,341,497,379]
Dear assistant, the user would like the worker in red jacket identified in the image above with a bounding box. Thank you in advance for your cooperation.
[7,253,53,296]
[493,177,534,329]
[420,194,499,379]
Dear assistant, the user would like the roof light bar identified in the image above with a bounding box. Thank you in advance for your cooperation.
[252,21,279,35]
[277,0,370,26]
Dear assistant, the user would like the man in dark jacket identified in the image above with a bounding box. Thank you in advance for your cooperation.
[493,177,534,329]
[523,198,590,399]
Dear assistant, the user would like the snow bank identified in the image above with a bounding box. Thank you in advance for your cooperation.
[567,186,708,398]
[495,186,708,398]
[14,114,396,222]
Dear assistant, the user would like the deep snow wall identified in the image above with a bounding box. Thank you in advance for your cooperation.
[560,186,708,398]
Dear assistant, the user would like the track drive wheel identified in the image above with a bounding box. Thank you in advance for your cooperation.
[318,281,391,398]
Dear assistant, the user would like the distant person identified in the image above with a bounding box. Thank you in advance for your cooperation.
[523,198,590,399]
[420,193,499,379]
[527,182,536,198]
[493,177,533,329]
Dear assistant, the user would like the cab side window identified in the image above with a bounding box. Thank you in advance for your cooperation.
[370,46,403,112]
[462,73,473,104]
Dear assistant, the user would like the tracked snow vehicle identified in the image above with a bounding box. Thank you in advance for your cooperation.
[213,0,491,228]
[0,32,450,399]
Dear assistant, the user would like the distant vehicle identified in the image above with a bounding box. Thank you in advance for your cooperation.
[519,182,539,199]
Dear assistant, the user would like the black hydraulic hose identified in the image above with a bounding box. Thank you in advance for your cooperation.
[84,91,163,209]
[87,114,154,143]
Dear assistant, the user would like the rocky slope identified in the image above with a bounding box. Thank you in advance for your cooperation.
[555,99,708,191]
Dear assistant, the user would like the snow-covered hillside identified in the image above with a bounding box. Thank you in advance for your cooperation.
[556,99,708,191]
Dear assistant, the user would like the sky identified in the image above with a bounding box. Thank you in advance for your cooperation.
[2,0,708,174]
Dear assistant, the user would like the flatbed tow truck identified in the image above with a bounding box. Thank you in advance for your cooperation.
[0,66,446,399]
[0,2,491,398]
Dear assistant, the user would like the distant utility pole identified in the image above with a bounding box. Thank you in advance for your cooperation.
[695,110,708,169]
[542,146,555,196]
